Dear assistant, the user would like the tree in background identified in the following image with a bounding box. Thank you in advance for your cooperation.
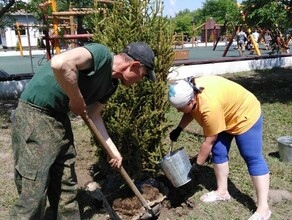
[0,0,26,28]
[172,9,201,37]
[91,0,174,179]
[201,0,239,24]
[241,0,292,34]
[171,0,291,39]
[171,0,240,39]
[0,0,15,20]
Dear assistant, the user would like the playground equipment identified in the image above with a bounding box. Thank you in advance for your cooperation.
[173,19,218,50]
[172,34,189,60]
[214,3,261,57]
[36,0,114,60]
[173,33,185,49]
[39,0,97,59]
[213,20,235,51]
[13,1,98,60]
[269,27,291,55]
[239,10,261,56]
[173,19,222,61]
[222,24,238,57]
[211,18,241,57]
[201,18,221,47]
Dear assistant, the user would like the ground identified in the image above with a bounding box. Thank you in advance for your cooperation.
[1,78,292,220]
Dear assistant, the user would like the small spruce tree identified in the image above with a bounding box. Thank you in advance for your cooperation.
[91,0,174,179]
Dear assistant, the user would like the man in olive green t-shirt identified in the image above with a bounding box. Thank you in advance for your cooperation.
[10,42,156,219]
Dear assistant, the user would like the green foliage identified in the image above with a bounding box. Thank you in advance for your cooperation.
[241,0,292,33]
[0,1,21,28]
[91,0,174,178]
[172,9,193,35]
[171,10,203,36]
[169,0,291,42]
[171,0,240,37]
[169,0,291,43]
[201,0,239,24]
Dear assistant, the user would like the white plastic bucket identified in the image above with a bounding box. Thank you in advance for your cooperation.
[277,136,292,163]
[158,147,192,187]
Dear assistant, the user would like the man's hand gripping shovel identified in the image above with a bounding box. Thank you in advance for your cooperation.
[81,115,159,219]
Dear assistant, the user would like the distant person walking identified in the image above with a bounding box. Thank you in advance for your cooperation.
[236,27,248,56]
[264,30,272,50]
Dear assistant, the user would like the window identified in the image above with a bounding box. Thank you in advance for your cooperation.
[15,28,26,36]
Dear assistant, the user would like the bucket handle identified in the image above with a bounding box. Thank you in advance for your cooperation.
[169,141,174,154]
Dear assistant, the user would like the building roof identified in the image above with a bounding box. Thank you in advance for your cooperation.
[202,18,221,30]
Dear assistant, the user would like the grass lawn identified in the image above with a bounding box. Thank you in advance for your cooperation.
[0,67,291,219]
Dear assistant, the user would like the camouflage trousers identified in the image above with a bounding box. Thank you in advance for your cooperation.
[10,100,80,220]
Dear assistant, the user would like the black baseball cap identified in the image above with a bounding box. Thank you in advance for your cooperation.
[123,42,156,81]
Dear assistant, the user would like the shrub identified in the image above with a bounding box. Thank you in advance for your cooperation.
[91,0,174,178]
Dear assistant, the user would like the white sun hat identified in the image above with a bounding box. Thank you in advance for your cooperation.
[168,79,194,108]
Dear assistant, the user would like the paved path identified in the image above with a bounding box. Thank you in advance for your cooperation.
[0,43,291,76]
[0,54,46,75]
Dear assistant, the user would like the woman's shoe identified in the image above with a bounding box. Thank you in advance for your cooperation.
[248,210,272,220]
[200,191,231,203]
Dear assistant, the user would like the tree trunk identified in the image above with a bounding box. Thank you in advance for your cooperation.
[0,0,16,18]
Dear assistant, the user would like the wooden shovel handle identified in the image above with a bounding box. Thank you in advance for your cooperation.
[81,115,154,215]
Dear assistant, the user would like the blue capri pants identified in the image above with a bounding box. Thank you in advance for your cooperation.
[211,114,269,176]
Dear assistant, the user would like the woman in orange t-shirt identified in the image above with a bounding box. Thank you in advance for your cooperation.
[168,76,271,220]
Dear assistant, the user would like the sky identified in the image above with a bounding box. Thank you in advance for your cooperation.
[163,0,203,17]
[163,0,242,17]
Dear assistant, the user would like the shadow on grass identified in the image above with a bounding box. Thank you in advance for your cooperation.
[195,167,256,212]
[156,166,257,212]
[225,68,292,104]
[268,151,280,159]
[77,188,107,220]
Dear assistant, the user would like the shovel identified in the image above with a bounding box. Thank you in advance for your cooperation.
[81,115,157,218]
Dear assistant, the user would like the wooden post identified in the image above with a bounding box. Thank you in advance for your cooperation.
[223,25,238,57]
[181,34,184,48]
[192,21,195,48]
[39,1,52,60]
[69,2,76,48]
[205,21,207,47]
[51,0,60,54]
[15,22,23,57]
[213,24,216,47]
